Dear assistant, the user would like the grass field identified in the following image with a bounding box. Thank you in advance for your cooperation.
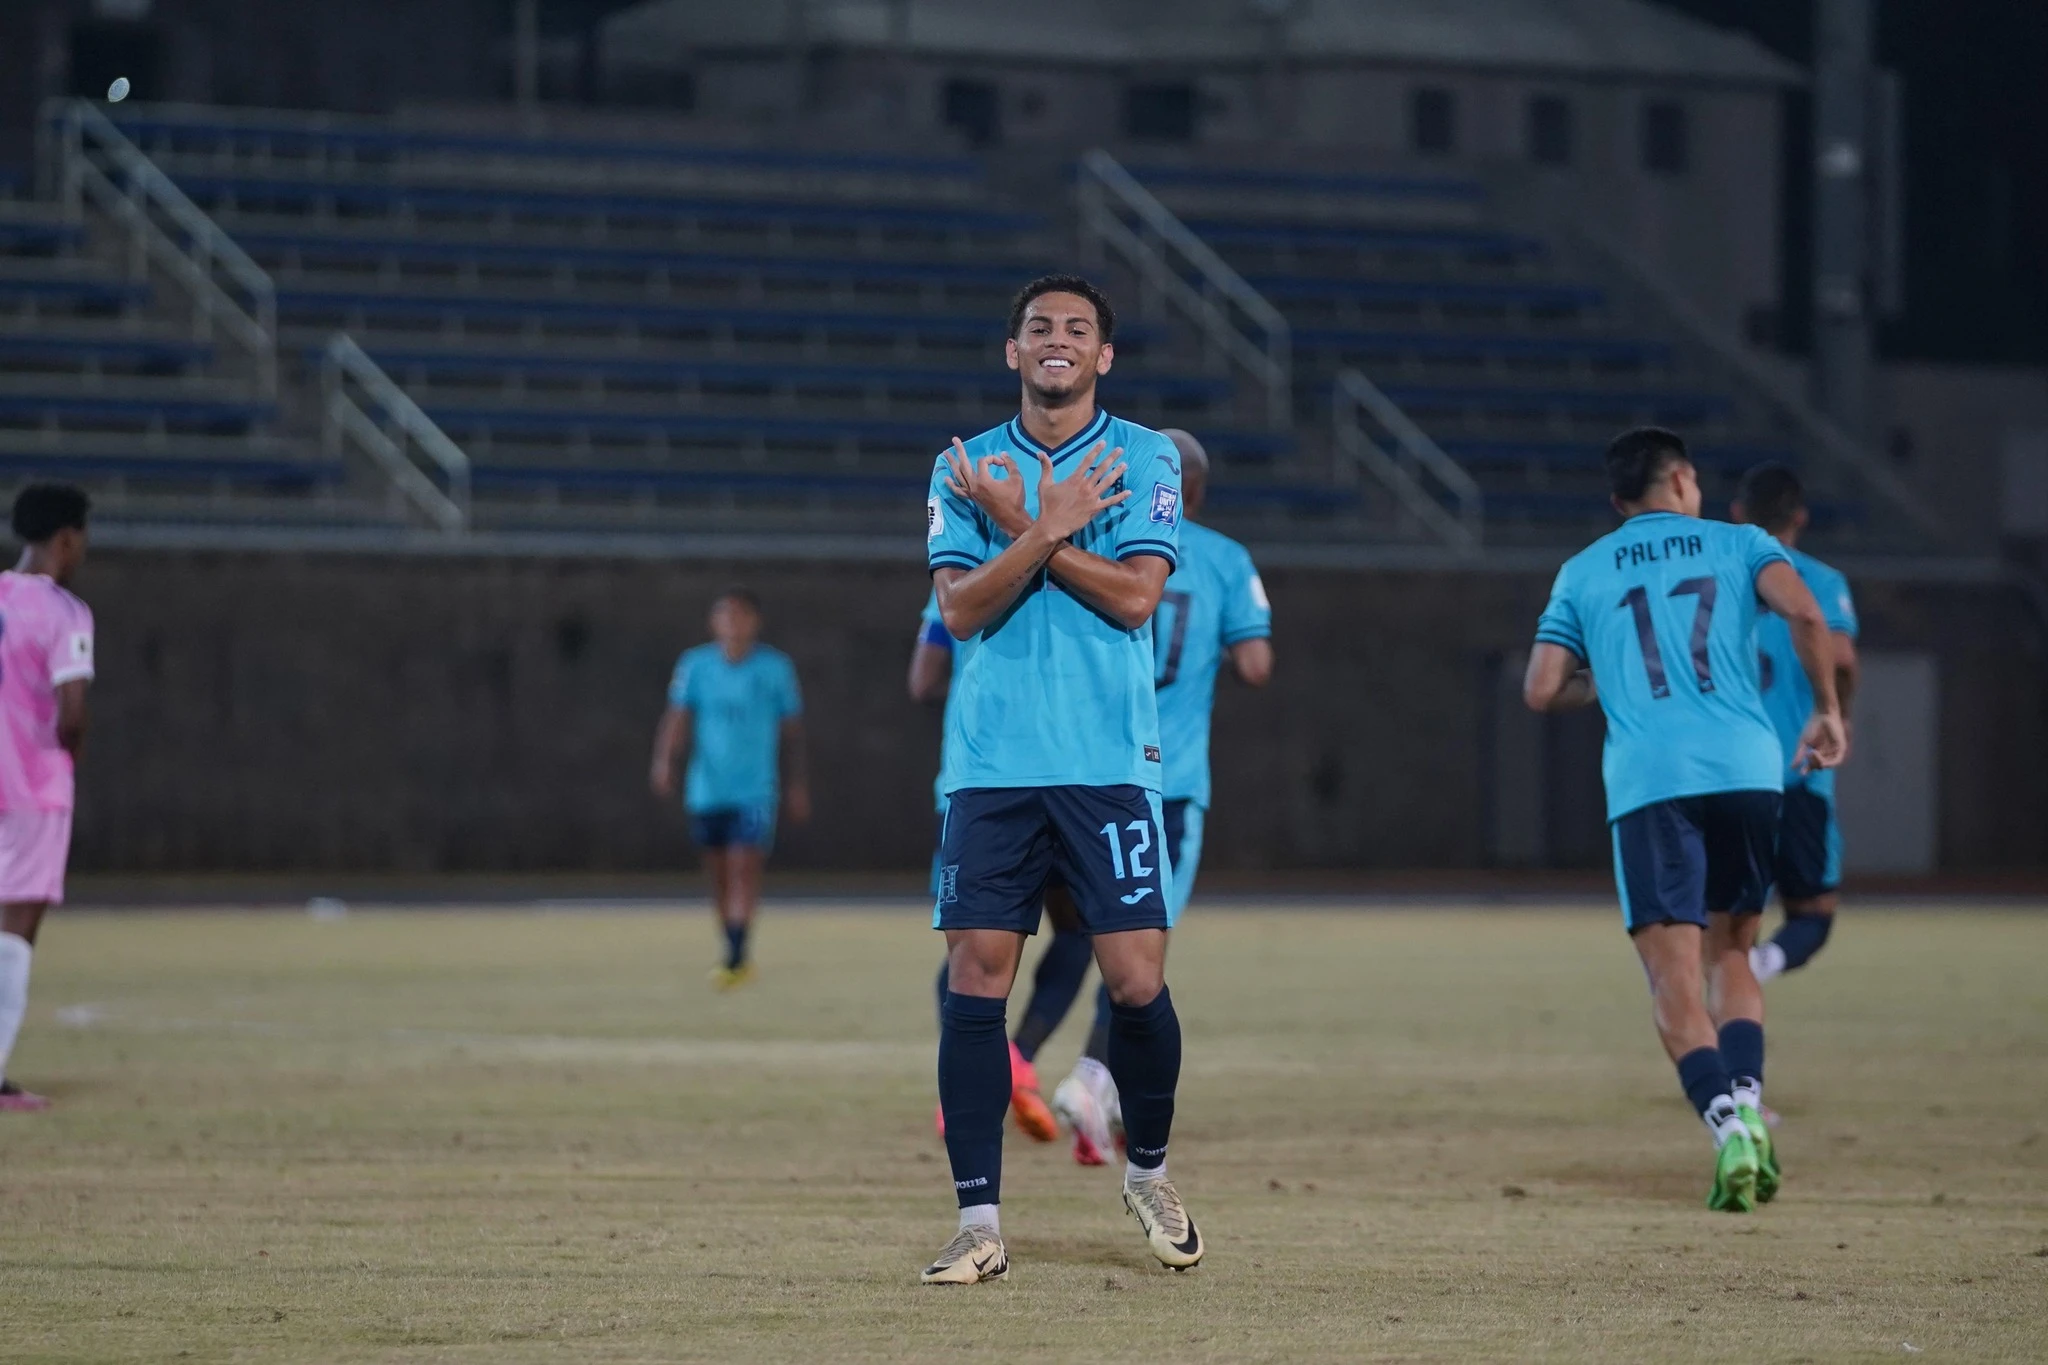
[3,903,2045,1363]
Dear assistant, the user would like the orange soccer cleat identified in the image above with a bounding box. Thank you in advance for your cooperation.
[1009,1041,1058,1142]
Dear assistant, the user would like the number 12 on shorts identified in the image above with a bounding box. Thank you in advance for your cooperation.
[1099,820,1155,879]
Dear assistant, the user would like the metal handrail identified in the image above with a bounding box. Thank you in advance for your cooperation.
[322,334,470,534]
[39,98,277,398]
[1571,220,1949,546]
[1333,367,1482,553]
[1076,149,1292,430]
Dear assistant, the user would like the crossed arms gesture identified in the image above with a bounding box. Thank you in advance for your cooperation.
[931,439,1170,640]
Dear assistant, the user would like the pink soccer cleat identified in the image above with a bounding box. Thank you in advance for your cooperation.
[0,1080,50,1111]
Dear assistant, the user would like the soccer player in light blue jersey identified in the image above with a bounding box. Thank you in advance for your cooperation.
[918,274,1201,1283]
[1524,428,1846,1212]
[909,591,1088,1146]
[1051,429,1274,1167]
[1732,463,1861,984]
[649,589,810,989]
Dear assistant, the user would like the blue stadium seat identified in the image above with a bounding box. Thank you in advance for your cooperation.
[0,392,275,428]
[345,347,1230,403]
[0,220,87,252]
[1186,220,1543,258]
[1379,385,1732,422]
[178,176,1042,237]
[0,276,150,308]
[235,229,1045,290]
[110,114,985,182]
[1441,439,1788,473]
[1128,165,1485,204]
[1292,329,1671,368]
[0,449,338,490]
[1249,276,1604,310]
[0,334,214,368]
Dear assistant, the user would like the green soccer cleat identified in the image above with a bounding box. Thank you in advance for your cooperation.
[1708,1129,1760,1212]
[1739,1104,1781,1204]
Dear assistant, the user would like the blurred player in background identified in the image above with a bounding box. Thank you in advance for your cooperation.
[909,597,1083,1144]
[1732,463,1860,984]
[1523,428,1844,1211]
[650,589,809,988]
[1052,428,1273,1166]
[919,274,1200,1283]
[0,484,95,1112]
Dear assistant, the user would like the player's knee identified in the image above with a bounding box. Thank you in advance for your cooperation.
[1099,964,1163,1009]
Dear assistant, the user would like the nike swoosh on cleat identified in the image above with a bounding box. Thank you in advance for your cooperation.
[1172,1220,1201,1256]
[971,1249,1002,1277]
[1119,888,1156,904]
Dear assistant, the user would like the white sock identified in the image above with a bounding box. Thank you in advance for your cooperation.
[0,933,31,1084]
[958,1203,999,1234]
[1750,942,1787,983]
[1732,1079,1763,1112]
[1126,1160,1166,1185]
[1703,1095,1747,1148]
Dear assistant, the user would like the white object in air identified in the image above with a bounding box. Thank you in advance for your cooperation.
[306,897,349,921]
[107,77,131,103]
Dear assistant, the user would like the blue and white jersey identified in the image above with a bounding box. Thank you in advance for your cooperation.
[1535,512,1790,821]
[1154,521,1270,807]
[926,409,1182,792]
[1756,546,1858,798]
[667,643,802,813]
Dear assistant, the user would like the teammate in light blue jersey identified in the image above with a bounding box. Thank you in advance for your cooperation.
[918,274,1202,1284]
[1733,463,1861,985]
[1051,430,1274,1167]
[910,589,1089,1149]
[649,589,809,989]
[1525,428,1845,1213]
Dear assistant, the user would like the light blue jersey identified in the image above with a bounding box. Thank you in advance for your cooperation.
[1756,546,1858,798]
[667,643,802,813]
[1154,521,1271,806]
[1535,512,1790,821]
[926,409,1182,792]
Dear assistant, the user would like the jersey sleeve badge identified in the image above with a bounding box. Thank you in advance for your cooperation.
[1149,485,1180,525]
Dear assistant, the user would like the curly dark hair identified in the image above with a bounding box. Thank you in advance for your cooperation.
[1007,274,1116,344]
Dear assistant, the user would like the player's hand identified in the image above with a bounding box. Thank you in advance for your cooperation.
[1033,442,1128,542]
[943,439,1029,536]
[1793,710,1848,773]
[649,762,676,799]
[784,783,812,825]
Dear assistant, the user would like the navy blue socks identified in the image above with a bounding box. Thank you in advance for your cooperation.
[1771,913,1833,973]
[1676,1045,1744,1142]
[1719,1018,1764,1103]
[1012,929,1092,1063]
[723,921,748,971]
[938,991,1009,1208]
[1082,982,1112,1064]
[1106,986,1181,1171]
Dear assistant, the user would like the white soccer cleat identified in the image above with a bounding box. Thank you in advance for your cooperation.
[1123,1173,1204,1270]
[1750,942,1787,984]
[1052,1062,1115,1166]
[919,1224,1008,1285]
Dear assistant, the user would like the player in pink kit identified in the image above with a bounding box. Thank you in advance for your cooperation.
[0,484,95,1113]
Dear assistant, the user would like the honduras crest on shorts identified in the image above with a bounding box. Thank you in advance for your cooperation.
[938,864,960,903]
[1149,485,1180,525]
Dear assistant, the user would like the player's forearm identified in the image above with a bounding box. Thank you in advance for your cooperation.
[779,721,809,789]
[1042,544,1165,631]
[1229,638,1274,687]
[1788,615,1842,715]
[907,643,950,704]
[652,709,689,776]
[1834,641,1859,721]
[934,527,1060,638]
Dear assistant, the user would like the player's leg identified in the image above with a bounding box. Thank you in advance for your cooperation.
[1004,884,1086,1143]
[0,901,51,1110]
[1615,800,1757,1211]
[1050,785,1203,1268]
[1752,787,1841,982]
[1704,791,1782,1200]
[923,787,1053,1284]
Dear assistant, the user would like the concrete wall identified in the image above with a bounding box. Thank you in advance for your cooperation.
[65,546,2048,876]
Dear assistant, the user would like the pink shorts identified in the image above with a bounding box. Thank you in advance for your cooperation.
[0,809,72,904]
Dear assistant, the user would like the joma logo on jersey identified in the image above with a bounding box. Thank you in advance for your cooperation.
[1613,533,1704,570]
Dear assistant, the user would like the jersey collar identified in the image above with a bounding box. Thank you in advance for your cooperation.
[1007,408,1112,466]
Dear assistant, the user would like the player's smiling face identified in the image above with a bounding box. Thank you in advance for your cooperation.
[1007,292,1113,405]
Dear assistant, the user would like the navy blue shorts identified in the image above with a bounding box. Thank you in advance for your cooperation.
[690,803,776,851]
[1774,784,1842,902]
[935,785,1175,935]
[1611,790,1781,933]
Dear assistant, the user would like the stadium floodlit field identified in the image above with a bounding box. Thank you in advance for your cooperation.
[4,904,2045,1363]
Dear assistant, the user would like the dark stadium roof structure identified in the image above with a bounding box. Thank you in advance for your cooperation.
[603,0,1803,85]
